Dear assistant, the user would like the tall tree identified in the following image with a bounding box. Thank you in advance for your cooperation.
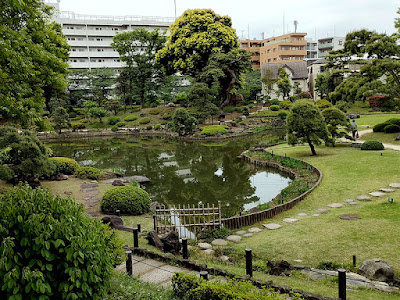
[287,101,330,156]
[276,68,291,99]
[240,69,262,103]
[321,107,352,146]
[112,28,166,108]
[261,69,277,98]
[0,0,70,126]
[89,68,116,105]
[156,9,239,77]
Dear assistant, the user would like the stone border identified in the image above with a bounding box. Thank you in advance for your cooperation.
[127,246,335,300]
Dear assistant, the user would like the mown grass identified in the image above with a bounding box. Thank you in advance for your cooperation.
[357,114,400,128]
[361,131,400,145]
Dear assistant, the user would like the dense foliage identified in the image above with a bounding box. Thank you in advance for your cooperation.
[74,166,101,180]
[200,125,229,136]
[101,186,151,215]
[0,185,124,299]
[321,107,352,146]
[373,118,400,133]
[50,157,80,175]
[0,126,55,183]
[172,108,197,136]
[361,140,384,150]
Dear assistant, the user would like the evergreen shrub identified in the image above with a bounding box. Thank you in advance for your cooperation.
[200,125,229,136]
[50,157,80,175]
[124,115,137,122]
[108,116,120,125]
[138,117,151,124]
[75,166,101,180]
[361,140,384,150]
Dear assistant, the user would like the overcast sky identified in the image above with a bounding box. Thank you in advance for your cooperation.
[56,0,399,40]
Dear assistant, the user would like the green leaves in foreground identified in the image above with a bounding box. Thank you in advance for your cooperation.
[0,185,124,299]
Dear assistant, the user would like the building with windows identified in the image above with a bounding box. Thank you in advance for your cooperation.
[305,38,318,63]
[240,32,307,69]
[318,36,345,58]
[47,1,173,70]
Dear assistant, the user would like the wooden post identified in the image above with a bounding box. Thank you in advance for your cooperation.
[338,268,346,300]
[200,271,208,280]
[137,223,141,233]
[153,215,157,231]
[246,249,252,277]
[182,238,188,259]
[133,228,138,248]
[218,201,222,229]
[126,250,132,276]
[116,209,120,216]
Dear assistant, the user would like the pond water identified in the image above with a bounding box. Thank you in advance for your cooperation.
[47,132,291,217]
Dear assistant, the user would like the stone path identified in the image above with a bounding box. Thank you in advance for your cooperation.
[338,128,400,151]
[80,181,101,208]
[116,254,196,287]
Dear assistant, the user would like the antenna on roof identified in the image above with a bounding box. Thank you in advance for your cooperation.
[283,13,285,35]
[294,20,298,33]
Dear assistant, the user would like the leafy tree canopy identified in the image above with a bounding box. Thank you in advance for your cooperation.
[321,107,352,146]
[172,108,197,136]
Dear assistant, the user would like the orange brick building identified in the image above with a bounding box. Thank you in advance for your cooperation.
[240,32,307,69]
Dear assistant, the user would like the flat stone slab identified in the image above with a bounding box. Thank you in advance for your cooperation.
[226,235,242,243]
[326,203,344,208]
[203,249,214,255]
[316,208,330,214]
[297,213,307,216]
[380,188,394,193]
[211,239,228,246]
[356,195,372,201]
[312,214,320,217]
[339,214,361,220]
[102,175,150,184]
[348,202,358,205]
[218,255,229,262]
[248,227,262,233]
[389,183,400,189]
[283,218,299,223]
[235,230,247,236]
[369,191,386,197]
[198,242,212,250]
[263,223,282,230]
[344,199,354,203]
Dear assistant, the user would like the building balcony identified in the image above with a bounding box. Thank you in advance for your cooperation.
[278,50,306,56]
[70,51,120,58]
[318,43,333,50]
[68,61,124,69]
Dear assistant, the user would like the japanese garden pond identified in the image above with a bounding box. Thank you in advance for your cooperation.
[47,132,291,217]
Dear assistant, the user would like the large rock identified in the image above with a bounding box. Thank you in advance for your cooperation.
[160,231,181,254]
[268,260,292,276]
[147,230,164,251]
[358,259,394,282]
[112,179,125,186]
[101,215,124,229]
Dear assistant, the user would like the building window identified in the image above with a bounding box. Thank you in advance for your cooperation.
[320,66,325,72]
[338,40,343,45]
[273,48,276,52]
[273,58,277,61]
[268,59,271,62]
[267,49,270,53]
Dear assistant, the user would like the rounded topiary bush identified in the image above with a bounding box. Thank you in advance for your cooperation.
[0,185,124,299]
[270,105,280,111]
[111,125,118,132]
[373,122,388,132]
[50,157,80,175]
[361,140,384,150]
[116,121,126,127]
[101,186,151,215]
[384,124,400,133]
[124,115,137,122]
[75,166,101,180]
[108,116,120,125]
[138,117,151,124]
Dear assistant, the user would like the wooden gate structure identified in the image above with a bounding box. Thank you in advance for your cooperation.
[153,202,221,239]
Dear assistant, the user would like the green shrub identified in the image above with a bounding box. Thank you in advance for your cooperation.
[108,116,120,125]
[223,106,236,114]
[243,107,249,116]
[298,91,312,99]
[200,125,229,136]
[373,122,389,132]
[149,108,161,115]
[138,117,151,124]
[72,122,86,131]
[124,115,137,122]
[277,111,287,119]
[270,99,279,105]
[111,126,118,132]
[155,124,162,130]
[50,157,80,175]
[130,105,141,112]
[163,111,173,120]
[198,227,231,243]
[384,124,400,133]
[0,185,124,299]
[75,166,101,180]
[100,186,151,215]
[361,140,384,150]
[270,105,280,111]
[116,121,126,127]
[249,110,280,118]
[279,100,292,110]
[316,99,332,109]
[172,273,283,300]
[146,125,153,130]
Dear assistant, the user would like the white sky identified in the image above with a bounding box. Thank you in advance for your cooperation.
[56,0,399,40]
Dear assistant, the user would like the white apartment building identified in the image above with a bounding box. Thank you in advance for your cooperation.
[47,1,173,70]
[318,36,345,58]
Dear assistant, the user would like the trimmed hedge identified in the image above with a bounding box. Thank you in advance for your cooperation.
[72,122,86,131]
[361,140,384,150]
[373,118,400,132]
[116,121,126,127]
[75,166,101,180]
[138,117,151,124]
[270,105,280,111]
[124,115,137,122]
[108,116,120,125]
[100,186,151,215]
[384,124,400,133]
[200,125,229,136]
[50,157,80,175]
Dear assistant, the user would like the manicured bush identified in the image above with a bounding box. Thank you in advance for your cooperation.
[200,125,229,136]
[243,107,249,116]
[108,116,120,125]
[384,124,400,133]
[111,125,118,132]
[222,106,236,114]
[373,122,389,132]
[270,105,280,111]
[249,110,280,118]
[163,111,173,120]
[129,105,142,112]
[0,185,124,300]
[100,186,151,215]
[279,100,292,110]
[270,99,279,105]
[75,166,101,180]
[198,227,231,243]
[124,115,138,122]
[172,108,197,136]
[298,91,312,99]
[72,122,86,131]
[116,121,126,127]
[277,111,287,119]
[149,108,161,115]
[138,117,151,124]
[155,124,162,130]
[361,140,384,150]
[316,99,332,109]
[146,125,153,130]
[50,157,80,175]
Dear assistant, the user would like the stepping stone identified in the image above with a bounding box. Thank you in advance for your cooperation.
[326,203,344,208]
[312,214,320,217]
[226,235,242,243]
[369,191,386,197]
[316,208,330,214]
[263,223,282,230]
[339,214,360,220]
[344,199,354,203]
[236,230,247,236]
[283,218,299,223]
[380,188,394,193]
[298,213,307,216]
[218,255,229,262]
[203,249,214,255]
[243,233,253,237]
[356,195,372,201]
[211,239,228,246]
[198,243,212,250]
[389,183,400,189]
[348,202,358,205]
[248,227,262,233]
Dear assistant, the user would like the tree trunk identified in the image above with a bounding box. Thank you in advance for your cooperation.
[389,70,400,98]
[220,66,236,109]
[306,135,317,156]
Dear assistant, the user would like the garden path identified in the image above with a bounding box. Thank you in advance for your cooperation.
[338,129,400,151]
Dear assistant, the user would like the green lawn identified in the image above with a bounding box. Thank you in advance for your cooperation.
[357,114,400,129]
[361,132,400,145]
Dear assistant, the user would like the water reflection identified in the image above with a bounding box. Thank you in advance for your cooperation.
[47,135,291,217]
